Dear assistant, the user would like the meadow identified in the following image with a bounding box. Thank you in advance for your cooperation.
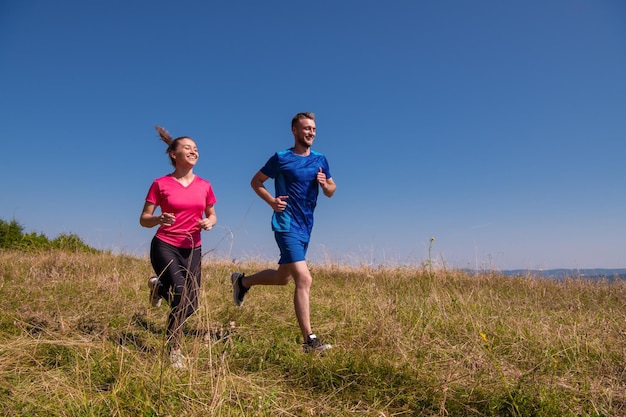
[0,249,624,416]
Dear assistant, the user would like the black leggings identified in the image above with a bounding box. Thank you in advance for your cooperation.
[150,236,202,347]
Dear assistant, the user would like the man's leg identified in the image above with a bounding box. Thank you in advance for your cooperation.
[286,261,313,341]
[232,267,292,306]
[240,262,312,341]
[241,268,291,287]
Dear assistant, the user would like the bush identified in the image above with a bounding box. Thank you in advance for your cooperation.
[0,218,97,253]
[0,218,24,249]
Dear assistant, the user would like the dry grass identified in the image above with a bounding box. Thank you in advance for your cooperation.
[0,250,625,416]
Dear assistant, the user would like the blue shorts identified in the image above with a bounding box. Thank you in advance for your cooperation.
[275,232,309,264]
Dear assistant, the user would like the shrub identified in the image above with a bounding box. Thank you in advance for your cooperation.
[0,218,97,253]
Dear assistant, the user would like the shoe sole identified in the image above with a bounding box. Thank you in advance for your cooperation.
[170,351,187,369]
[303,343,332,353]
[148,277,162,307]
[231,273,244,307]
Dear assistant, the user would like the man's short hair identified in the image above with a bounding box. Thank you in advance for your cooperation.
[291,112,315,128]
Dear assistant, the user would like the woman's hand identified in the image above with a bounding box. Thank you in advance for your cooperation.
[159,212,175,226]
[198,218,214,230]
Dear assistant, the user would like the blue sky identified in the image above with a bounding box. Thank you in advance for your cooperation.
[1,1,625,270]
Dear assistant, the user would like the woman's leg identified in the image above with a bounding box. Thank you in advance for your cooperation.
[150,239,201,348]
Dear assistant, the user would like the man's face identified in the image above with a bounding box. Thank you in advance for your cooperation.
[292,118,316,148]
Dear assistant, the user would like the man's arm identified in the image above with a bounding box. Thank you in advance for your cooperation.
[316,167,336,198]
[322,177,337,198]
[251,171,288,212]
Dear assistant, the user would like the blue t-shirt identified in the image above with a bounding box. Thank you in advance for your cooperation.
[260,148,332,236]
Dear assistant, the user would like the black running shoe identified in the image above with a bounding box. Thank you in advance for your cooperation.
[231,272,248,307]
[303,334,332,353]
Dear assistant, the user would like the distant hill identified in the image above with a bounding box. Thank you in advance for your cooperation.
[500,268,626,281]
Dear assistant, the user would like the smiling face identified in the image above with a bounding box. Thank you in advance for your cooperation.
[292,117,316,149]
[169,137,199,167]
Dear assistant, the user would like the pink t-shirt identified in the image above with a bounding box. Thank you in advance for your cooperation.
[145,175,217,248]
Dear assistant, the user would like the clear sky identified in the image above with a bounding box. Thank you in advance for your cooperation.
[1,1,625,270]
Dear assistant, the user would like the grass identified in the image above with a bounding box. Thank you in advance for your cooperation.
[0,249,625,416]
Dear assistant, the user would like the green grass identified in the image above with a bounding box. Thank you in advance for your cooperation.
[0,250,624,416]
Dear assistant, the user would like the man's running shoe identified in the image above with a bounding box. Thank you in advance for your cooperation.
[303,334,332,353]
[231,272,248,307]
[148,276,162,307]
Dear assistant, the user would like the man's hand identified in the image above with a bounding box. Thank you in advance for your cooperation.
[271,196,289,212]
[316,167,328,189]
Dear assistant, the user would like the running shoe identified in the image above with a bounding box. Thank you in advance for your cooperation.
[231,272,248,307]
[303,334,332,353]
[148,276,162,308]
[170,347,186,370]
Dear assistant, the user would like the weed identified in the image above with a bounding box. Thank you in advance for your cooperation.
[0,250,624,416]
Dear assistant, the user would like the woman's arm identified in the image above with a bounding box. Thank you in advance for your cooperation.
[140,201,175,228]
[199,205,217,230]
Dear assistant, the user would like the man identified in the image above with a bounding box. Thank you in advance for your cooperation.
[231,112,337,352]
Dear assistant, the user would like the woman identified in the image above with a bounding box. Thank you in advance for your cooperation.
[140,125,217,369]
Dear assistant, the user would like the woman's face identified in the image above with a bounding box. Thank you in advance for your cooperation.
[171,138,199,167]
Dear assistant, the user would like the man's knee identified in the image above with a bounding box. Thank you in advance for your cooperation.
[291,269,313,288]
[279,262,311,284]
[294,274,313,289]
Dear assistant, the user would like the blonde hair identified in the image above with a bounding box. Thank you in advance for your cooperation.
[291,112,315,128]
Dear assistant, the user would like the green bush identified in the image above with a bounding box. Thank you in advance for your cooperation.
[0,218,24,249]
[0,218,97,253]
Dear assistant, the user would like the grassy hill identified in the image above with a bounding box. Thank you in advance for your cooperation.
[1,250,624,416]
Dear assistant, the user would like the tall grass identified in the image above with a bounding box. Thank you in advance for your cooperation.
[0,250,624,416]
